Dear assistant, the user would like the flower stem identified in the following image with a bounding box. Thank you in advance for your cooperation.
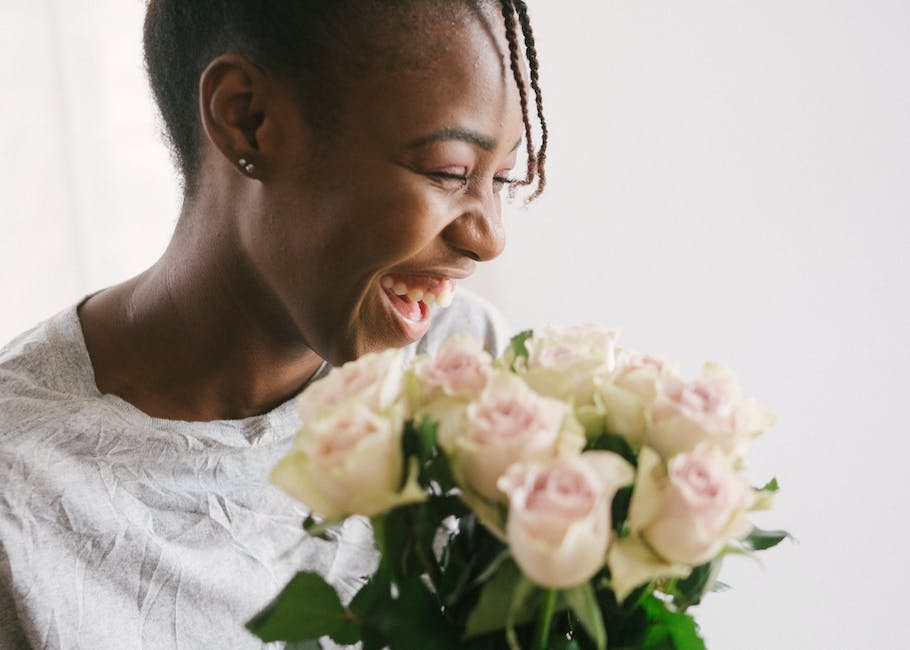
[532,589,558,650]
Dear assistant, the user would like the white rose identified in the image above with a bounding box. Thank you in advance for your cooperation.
[647,363,774,459]
[296,348,404,423]
[597,350,677,446]
[628,445,752,565]
[520,324,619,406]
[498,452,634,589]
[438,371,585,502]
[270,401,423,519]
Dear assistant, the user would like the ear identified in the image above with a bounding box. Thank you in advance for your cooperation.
[199,55,268,177]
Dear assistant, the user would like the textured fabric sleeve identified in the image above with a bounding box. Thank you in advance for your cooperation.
[0,548,29,650]
[412,287,512,359]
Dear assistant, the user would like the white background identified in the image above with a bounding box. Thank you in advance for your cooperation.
[2,1,909,648]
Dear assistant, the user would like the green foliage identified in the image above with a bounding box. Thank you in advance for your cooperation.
[586,431,638,466]
[610,486,634,537]
[548,637,583,650]
[349,563,391,620]
[250,407,786,649]
[506,574,540,649]
[401,417,457,493]
[302,514,338,540]
[742,526,792,551]
[464,559,527,638]
[361,575,461,650]
[639,595,706,650]
[505,330,534,369]
[666,559,722,611]
[283,641,322,650]
[437,513,507,610]
[245,572,358,644]
[379,496,466,586]
[564,583,607,650]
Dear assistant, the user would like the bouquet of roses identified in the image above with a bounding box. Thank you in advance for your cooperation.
[247,325,788,649]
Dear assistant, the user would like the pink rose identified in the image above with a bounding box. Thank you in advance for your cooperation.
[647,363,773,459]
[271,401,423,519]
[628,445,752,565]
[440,372,584,501]
[526,324,618,373]
[412,334,492,400]
[598,351,678,445]
[520,324,619,406]
[498,452,634,588]
[296,348,404,423]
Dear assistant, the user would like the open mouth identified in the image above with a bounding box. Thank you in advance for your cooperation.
[379,273,456,341]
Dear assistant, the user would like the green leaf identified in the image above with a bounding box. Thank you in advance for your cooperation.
[362,574,460,650]
[378,496,469,591]
[506,574,539,650]
[402,417,438,464]
[402,417,459,493]
[465,559,526,638]
[640,594,706,650]
[379,506,423,583]
[505,330,534,370]
[758,477,780,492]
[610,486,634,536]
[437,513,508,611]
[585,431,638,466]
[563,583,607,650]
[302,514,342,540]
[547,636,582,650]
[669,558,722,611]
[246,572,358,644]
[349,563,392,621]
[284,641,322,650]
[742,526,793,551]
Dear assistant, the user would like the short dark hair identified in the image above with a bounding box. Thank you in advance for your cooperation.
[143,0,548,198]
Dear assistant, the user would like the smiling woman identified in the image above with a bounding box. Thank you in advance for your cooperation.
[0,1,547,648]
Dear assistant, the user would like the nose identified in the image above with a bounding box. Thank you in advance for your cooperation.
[441,194,506,262]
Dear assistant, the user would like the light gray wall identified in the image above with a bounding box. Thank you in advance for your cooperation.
[3,2,908,648]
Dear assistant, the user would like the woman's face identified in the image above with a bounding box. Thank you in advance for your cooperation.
[241,7,526,364]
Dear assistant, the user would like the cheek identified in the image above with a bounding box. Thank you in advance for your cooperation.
[341,187,455,270]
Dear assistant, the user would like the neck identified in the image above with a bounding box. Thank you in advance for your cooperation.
[79,196,324,422]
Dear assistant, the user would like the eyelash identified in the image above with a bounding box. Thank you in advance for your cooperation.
[430,171,519,189]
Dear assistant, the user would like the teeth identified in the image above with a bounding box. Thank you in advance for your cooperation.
[380,275,455,309]
[436,290,453,308]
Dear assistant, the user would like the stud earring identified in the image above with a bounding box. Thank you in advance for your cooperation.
[238,158,256,174]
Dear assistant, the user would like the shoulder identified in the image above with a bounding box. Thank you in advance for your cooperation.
[411,287,511,358]
[0,305,101,455]
[1,305,93,396]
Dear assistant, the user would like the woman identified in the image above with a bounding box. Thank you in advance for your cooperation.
[0,1,547,648]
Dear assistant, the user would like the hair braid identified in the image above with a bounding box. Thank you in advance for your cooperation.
[499,0,538,194]
[513,0,548,200]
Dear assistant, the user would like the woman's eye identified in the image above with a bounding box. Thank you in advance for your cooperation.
[493,175,519,193]
[426,165,469,187]
[429,171,469,186]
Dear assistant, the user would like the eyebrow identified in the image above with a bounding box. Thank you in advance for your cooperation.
[407,128,523,153]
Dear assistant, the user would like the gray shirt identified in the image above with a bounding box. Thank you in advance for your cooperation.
[0,290,508,650]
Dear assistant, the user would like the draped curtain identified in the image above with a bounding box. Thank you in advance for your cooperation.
[0,1,178,343]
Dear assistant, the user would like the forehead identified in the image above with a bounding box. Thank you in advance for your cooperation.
[334,4,524,149]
